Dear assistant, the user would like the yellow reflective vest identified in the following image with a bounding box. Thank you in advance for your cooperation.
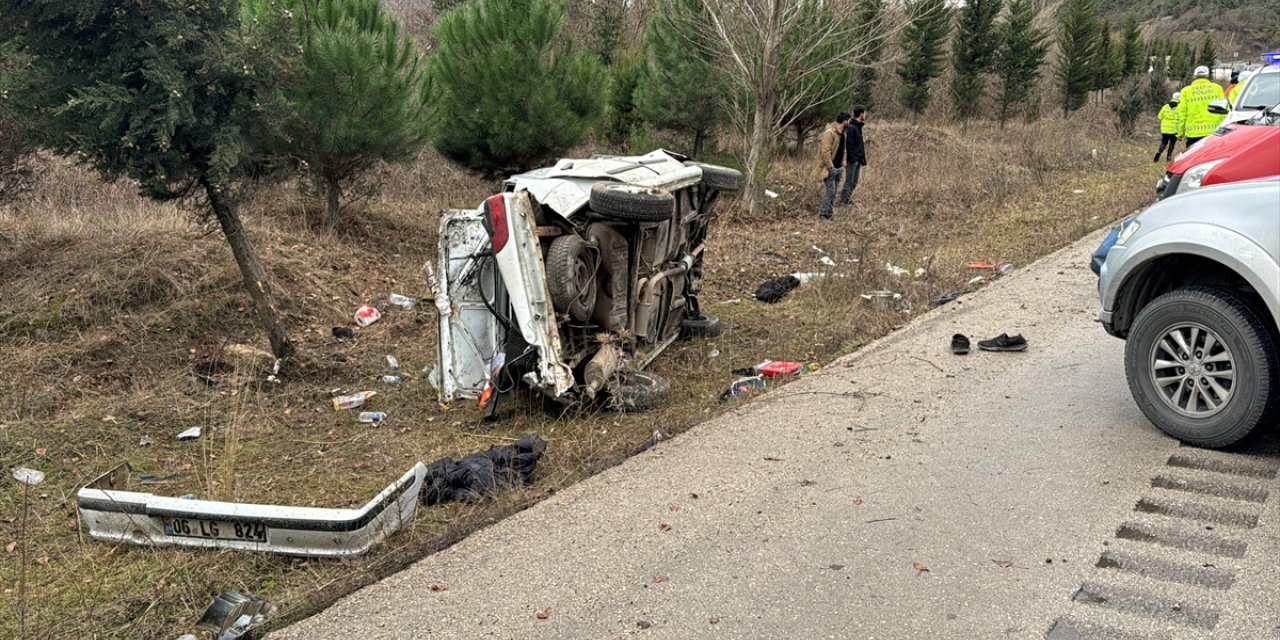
[1158,103,1182,135]
[1228,79,1246,105]
[1177,78,1226,139]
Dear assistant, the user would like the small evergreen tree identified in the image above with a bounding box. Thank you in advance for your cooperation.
[1168,40,1191,80]
[1110,74,1146,134]
[1145,61,1170,109]
[1092,20,1115,97]
[429,0,606,176]
[951,0,1003,120]
[850,0,887,111]
[1199,33,1217,69]
[0,37,36,203]
[994,0,1048,128]
[779,2,858,153]
[1120,13,1142,78]
[897,0,952,119]
[585,0,626,67]
[634,0,725,158]
[4,0,295,358]
[602,53,644,148]
[243,0,433,226]
[1055,0,1101,115]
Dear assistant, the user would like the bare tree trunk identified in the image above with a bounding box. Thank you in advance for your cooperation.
[693,130,705,158]
[742,0,783,219]
[203,179,295,360]
[794,121,806,155]
[324,171,341,228]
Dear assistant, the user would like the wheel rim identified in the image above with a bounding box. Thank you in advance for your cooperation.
[1148,322,1236,418]
[573,255,593,304]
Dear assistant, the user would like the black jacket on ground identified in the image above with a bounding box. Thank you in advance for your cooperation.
[845,121,866,166]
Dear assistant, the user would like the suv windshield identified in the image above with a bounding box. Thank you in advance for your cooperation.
[1237,72,1280,110]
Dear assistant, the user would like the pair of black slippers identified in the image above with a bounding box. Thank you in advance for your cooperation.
[951,333,1027,355]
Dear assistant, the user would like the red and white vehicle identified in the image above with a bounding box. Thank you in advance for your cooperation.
[429,150,742,416]
[1158,102,1280,199]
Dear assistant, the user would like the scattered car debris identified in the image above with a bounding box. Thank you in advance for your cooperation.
[914,267,926,278]
[764,189,780,198]
[138,435,155,447]
[812,245,827,254]
[998,262,1015,275]
[195,591,274,640]
[708,349,720,360]
[722,298,742,305]
[354,305,381,328]
[357,412,387,423]
[1073,189,1085,194]
[77,462,427,557]
[719,374,766,403]
[420,435,547,506]
[11,467,44,486]
[819,256,837,267]
[139,473,188,485]
[756,361,802,377]
[386,355,400,371]
[176,427,201,441]
[381,375,403,384]
[861,290,911,313]
[967,276,985,285]
[930,291,966,307]
[331,326,355,340]
[332,390,376,411]
[965,260,1000,269]
[387,293,418,309]
[635,430,665,454]
[885,262,911,277]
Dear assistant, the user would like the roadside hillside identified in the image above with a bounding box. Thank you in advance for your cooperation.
[0,111,1165,639]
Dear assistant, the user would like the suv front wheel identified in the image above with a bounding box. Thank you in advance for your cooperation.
[1124,285,1279,448]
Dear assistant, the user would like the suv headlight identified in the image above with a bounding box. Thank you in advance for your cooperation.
[1116,219,1141,245]
[1181,159,1225,190]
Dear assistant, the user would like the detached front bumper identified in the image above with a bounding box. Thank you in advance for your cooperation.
[77,462,427,557]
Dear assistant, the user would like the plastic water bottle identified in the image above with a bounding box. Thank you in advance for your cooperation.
[357,412,387,423]
[381,375,403,384]
[332,390,376,411]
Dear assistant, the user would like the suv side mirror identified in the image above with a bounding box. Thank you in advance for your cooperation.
[1208,99,1230,115]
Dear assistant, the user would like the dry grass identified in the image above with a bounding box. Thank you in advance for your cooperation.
[0,115,1163,639]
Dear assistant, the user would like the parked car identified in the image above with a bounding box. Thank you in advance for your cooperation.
[429,150,742,416]
[1157,102,1280,200]
[1096,179,1280,447]
[1212,62,1280,127]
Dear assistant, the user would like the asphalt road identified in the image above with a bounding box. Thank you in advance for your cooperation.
[271,229,1280,640]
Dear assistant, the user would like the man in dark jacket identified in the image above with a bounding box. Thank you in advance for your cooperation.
[839,105,868,205]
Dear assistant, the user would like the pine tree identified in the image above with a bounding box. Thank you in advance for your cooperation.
[1120,13,1142,78]
[3,0,296,358]
[243,0,433,225]
[1168,40,1191,80]
[1055,0,1101,115]
[994,0,1048,127]
[1145,61,1170,109]
[634,0,725,158]
[602,53,644,148]
[850,0,887,111]
[779,1,858,154]
[0,37,36,202]
[897,0,952,119]
[429,0,606,176]
[1199,33,1217,69]
[1110,74,1146,134]
[951,0,1003,119]
[1092,20,1115,97]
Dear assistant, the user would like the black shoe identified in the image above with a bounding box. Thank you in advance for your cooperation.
[951,334,970,355]
[978,333,1028,352]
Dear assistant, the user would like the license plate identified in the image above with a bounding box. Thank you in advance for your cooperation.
[164,517,267,543]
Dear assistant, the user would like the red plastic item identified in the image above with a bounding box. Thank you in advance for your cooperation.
[757,361,802,377]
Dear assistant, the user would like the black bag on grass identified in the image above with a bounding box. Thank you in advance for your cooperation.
[420,434,547,506]
[755,275,801,304]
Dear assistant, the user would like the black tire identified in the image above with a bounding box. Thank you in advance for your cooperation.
[545,235,597,322]
[684,161,744,192]
[607,371,671,412]
[681,312,722,338]
[589,183,674,223]
[1123,286,1279,448]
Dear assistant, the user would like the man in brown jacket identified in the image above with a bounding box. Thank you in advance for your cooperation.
[814,112,851,223]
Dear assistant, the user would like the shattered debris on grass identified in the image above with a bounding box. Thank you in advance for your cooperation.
[12,467,45,486]
[175,427,201,441]
[354,305,381,328]
[195,591,273,640]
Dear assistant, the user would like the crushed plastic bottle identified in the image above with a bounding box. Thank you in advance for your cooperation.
[357,412,387,423]
[387,293,418,309]
[332,390,377,411]
[381,375,403,384]
[386,355,400,371]
[719,374,766,403]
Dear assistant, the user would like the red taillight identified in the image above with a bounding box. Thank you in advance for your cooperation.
[484,194,509,253]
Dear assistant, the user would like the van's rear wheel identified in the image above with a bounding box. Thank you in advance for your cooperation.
[546,235,597,322]
[589,183,674,223]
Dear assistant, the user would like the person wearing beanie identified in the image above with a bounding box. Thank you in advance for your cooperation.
[1177,65,1226,148]
[1155,91,1183,162]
